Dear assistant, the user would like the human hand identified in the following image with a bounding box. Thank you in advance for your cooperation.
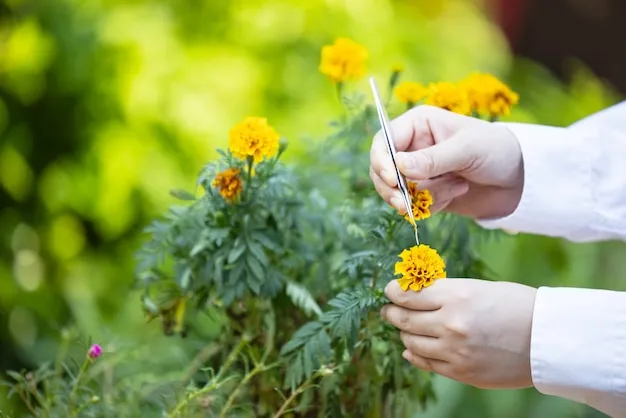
[369,105,524,220]
[380,278,536,389]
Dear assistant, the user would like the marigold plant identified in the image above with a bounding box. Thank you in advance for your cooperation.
[4,37,517,418]
[394,81,426,108]
[319,37,368,83]
[461,72,520,118]
[228,116,280,163]
[212,167,243,202]
[395,245,446,291]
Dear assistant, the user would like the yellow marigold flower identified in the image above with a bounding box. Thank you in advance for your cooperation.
[394,81,426,106]
[424,82,471,115]
[228,117,280,163]
[404,182,433,222]
[395,244,446,292]
[461,73,519,117]
[319,37,368,83]
[212,167,243,202]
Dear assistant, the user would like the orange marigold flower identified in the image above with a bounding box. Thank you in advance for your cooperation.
[460,73,519,117]
[319,37,368,83]
[212,167,243,202]
[229,117,280,163]
[404,182,433,222]
[394,81,426,106]
[394,244,446,292]
[424,81,471,115]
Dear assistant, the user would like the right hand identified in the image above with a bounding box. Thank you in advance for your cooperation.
[369,105,524,220]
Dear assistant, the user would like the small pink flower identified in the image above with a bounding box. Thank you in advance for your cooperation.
[88,344,102,359]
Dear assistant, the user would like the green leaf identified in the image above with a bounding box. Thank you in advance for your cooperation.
[227,244,246,264]
[285,281,322,317]
[248,241,269,266]
[246,253,265,283]
[169,189,196,201]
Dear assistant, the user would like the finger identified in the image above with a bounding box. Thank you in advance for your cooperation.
[396,133,476,180]
[409,176,469,208]
[380,305,442,337]
[384,279,444,311]
[371,105,474,185]
[369,139,398,187]
[370,167,404,210]
[402,349,449,374]
[400,331,448,361]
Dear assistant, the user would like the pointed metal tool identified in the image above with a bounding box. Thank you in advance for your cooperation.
[369,77,419,246]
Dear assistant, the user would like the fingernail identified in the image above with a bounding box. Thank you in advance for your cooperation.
[402,350,411,361]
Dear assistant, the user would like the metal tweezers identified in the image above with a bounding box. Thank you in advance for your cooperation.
[369,77,419,246]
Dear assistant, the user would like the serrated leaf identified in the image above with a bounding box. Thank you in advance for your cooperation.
[246,253,265,282]
[227,244,246,264]
[248,242,268,266]
[285,281,322,317]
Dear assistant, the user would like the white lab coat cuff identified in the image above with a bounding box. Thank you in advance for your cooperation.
[531,287,626,416]
[476,123,593,241]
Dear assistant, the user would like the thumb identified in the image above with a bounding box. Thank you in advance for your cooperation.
[396,137,474,180]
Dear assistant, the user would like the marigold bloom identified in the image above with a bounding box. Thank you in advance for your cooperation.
[212,168,243,202]
[460,73,519,117]
[404,182,433,222]
[394,244,446,292]
[88,343,102,359]
[424,82,471,115]
[229,117,280,163]
[394,82,426,106]
[319,37,368,83]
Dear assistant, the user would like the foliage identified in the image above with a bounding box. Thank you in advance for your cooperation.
[2,37,511,415]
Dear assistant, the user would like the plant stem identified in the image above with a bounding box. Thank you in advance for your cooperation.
[167,377,231,418]
[26,383,49,418]
[17,388,37,415]
[68,357,91,418]
[219,362,279,418]
[167,336,248,417]
[272,377,317,418]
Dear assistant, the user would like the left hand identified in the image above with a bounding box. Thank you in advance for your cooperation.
[380,278,537,389]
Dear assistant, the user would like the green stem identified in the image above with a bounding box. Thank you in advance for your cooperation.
[27,383,49,418]
[167,377,230,418]
[17,388,37,415]
[167,336,247,417]
[272,373,320,418]
[219,362,280,418]
[68,357,91,417]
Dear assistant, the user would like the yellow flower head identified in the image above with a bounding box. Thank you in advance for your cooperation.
[460,73,519,117]
[404,182,433,222]
[229,117,280,163]
[319,37,368,83]
[394,81,426,106]
[424,82,471,115]
[394,244,446,292]
[212,167,243,202]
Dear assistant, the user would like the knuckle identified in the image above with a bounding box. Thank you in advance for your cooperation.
[419,150,435,175]
[444,317,470,338]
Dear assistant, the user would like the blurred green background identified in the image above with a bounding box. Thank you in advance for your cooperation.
[0,0,623,416]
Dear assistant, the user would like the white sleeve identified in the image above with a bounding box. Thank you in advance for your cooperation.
[477,102,626,417]
[477,101,626,242]
[531,287,626,417]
